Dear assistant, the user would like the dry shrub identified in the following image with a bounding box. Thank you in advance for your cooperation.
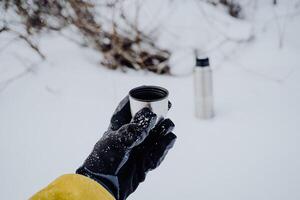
[0,0,171,74]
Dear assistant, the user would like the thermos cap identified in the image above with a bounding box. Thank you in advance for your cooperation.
[129,85,169,122]
[196,57,210,67]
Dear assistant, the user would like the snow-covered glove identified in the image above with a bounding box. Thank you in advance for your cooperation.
[76,96,176,200]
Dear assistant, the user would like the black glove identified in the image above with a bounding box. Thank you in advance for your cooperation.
[76,96,177,200]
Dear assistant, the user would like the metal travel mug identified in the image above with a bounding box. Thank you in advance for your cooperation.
[129,85,169,121]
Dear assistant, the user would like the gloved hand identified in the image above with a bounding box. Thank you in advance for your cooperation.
[76,96,176,200]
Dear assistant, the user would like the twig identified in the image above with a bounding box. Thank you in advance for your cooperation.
[0,26,8,33]
[0,26,46,59]
[17,34,46,59]
[0,59,42,92]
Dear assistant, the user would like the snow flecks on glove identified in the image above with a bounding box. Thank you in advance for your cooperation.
[133,107,157,132]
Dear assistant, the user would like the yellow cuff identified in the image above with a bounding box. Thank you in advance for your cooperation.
[30,174,115,200]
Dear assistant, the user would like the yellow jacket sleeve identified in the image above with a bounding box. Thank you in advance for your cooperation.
[30,174,115,200]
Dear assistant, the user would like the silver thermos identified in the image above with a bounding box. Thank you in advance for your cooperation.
[193,57,214,119]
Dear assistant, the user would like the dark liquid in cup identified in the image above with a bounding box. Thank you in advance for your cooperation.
[129,86,168,102]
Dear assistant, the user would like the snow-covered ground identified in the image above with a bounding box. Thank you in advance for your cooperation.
[1,1,300,199]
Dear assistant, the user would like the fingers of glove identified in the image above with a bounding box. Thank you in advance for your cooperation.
[112,108,156,149]
[131,117,174,153]
[117,107,157,148]
[146,132,177,170]
[154,118,175,137]
[132,107,157,134]
[116,123,150,149]
[109,96,132,131]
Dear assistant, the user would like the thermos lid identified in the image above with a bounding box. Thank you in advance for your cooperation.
[196,57,210,67]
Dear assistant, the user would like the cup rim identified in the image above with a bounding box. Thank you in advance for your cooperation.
[129,85,169,102]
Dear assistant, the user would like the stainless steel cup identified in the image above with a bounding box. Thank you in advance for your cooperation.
[129,85,169,121]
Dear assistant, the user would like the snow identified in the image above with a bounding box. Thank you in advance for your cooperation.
[1,0,300,199]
